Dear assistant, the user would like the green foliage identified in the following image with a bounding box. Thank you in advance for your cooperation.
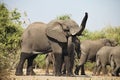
[85,62,95,71]
[56,14,71,20]
[34,54,46,69]
[102,26,120,44]
[0,3,23,79]
[79,29,105,41]
[80,26,120,44]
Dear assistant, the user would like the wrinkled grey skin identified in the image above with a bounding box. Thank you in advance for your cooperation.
[45,37,80,75]
[109,46,120,76]
[15,13,88,76]
[93,45,117,76]
[74,39,117,75]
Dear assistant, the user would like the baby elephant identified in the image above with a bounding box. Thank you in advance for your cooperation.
[45,52,54,75]
[45,53,66,75]
[94,46,120,76]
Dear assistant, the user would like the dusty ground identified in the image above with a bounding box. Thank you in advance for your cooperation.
[10,69,120,80]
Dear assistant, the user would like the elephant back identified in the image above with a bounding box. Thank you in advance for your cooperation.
[21,22,50,53]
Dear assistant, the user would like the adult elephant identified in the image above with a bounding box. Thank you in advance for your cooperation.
[74,39,117,75]
[15,12,88,76]
[110,46,120,76]
[93,46,117,76]
[45,37,80,75]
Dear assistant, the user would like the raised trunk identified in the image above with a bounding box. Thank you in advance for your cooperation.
[77,12,88,36]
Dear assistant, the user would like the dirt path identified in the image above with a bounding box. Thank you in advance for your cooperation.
[10,69,120,80]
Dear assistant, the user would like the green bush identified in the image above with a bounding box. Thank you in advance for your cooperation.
[0,3,23,79]
[34,54,46,69]
[84,62,95,71]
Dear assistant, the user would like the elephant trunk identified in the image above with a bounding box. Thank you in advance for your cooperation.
[77,12,88,36]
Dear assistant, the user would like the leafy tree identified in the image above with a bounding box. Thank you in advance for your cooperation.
[0,3,23,79]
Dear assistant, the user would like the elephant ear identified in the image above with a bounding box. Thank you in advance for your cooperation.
[46,21,67,43]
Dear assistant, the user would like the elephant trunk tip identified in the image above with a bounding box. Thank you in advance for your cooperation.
[77,12,88,36]
[85,12,88,16]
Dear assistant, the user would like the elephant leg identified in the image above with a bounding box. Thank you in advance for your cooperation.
[96,65,102,75]
[93,59,102,76]
[45,58,50,75]
[65,36,75,76]
[93,65,97,75]
[62,62,66,74]
[81,65,85,75]
[112,66,120,76]
[110,56,117,76]
[74,53,87,75]
[70,52,75,76]
[74,65,86,75]
[102,64,107,75]
[53,53,62,76]
[93,64,98,75]
[64,56,74,76]
[52,58,55,75]
[48,40,63,76]
[26,54,38,75]
[15,52,29,75]
[74,64,81,75]
[116,67,120,76]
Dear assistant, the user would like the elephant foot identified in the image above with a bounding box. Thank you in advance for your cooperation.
[54,72,61,76]
[15,70,23,76]
[74,70,79,75]
[111,72,116,76]
[66,73,74,77]
[26,70,36,75]
[74,65,80,75]
[81,73,86,75]
[62,71,66,75]
[111,72,119,76]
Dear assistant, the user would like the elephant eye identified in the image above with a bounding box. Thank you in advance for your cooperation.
[63,26,69,32]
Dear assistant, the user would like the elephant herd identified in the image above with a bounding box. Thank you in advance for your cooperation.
[93,46,120,76]
[45,38,119,77]
[15,12,120,77]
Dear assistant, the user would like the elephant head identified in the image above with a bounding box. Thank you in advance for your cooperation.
[101,38,118,47]
[46,12,88,42]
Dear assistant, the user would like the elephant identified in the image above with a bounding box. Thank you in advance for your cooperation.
[45,37,80,75]
[74,39,117,75]
[109,46,120,76]
[93,46,117,76]
[45,52,54,75]
[15,12,88,76]
[45,52,66,75]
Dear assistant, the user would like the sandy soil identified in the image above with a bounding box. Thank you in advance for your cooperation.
[10,69,120,80]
